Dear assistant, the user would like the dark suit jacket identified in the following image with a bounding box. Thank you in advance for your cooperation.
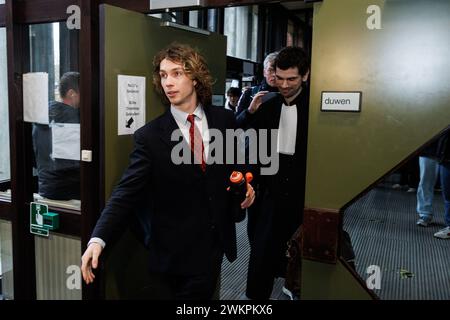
[92,105,238,276]
[236,85,310,276]
[32,101,80,200]
[235,79,278,123]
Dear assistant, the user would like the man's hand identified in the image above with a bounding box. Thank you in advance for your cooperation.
[81,243,103,285]
[248,91,269,114]
[240,183,255,209]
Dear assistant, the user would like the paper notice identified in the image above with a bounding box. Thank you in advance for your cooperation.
[23,72,49,124]
[52,123,80,161]
[118,75,146,135]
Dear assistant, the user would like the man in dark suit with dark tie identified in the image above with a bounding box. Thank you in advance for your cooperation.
[81,43,255,299]
[237,46,310,299]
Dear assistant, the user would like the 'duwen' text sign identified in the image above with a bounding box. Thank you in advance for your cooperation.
[321,92,362,112]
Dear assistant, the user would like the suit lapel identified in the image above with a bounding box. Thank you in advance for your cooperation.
[269,96,283,129]
[203,105,218,131]
[158,109,185,151]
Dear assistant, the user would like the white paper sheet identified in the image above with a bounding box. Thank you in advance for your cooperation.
[118,75,146,135]
[23,72,49,124]
[51,123,80,161]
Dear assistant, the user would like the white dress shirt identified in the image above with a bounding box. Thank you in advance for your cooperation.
[170,104,210,160]
[277,103,298,155]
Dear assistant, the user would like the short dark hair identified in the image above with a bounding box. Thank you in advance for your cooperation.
[274,47,310,77]
[59,72,79,98]
[226,87,241,97]
[153,43,214,106]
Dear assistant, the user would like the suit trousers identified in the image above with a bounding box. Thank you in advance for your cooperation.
[147,233,223,300]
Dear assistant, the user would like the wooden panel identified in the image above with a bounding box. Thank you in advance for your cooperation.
[0,201,12,220]
[15,0,74,24]
[302,207,340,263]
[6,0,37,299]
[103,0,149,13]
[79,0,102,300]
[0,5,5,27]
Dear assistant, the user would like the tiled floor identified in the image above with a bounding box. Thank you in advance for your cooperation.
[220,217,290,300]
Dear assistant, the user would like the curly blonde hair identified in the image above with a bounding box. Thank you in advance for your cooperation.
[153,43,214,106]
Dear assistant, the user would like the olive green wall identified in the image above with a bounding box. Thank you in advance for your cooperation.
[302,0,450,299]
[102,4,226,200]
[306,0,450,210]
[302,260,372,300]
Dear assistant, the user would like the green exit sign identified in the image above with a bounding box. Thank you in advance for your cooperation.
[30,202,60,236]
[30,202,49,237]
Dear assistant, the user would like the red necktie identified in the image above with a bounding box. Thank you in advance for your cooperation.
[187,114,206,172]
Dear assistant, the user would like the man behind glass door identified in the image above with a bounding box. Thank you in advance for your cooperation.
[32,71,80,200]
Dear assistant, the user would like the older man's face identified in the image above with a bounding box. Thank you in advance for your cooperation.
[263,63,277,87]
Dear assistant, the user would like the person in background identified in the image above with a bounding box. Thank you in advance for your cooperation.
[236,51,278,121]
[32,71,80,200]
[433,131,450,239]
[416,139,440,227]
[237,46,310,299]
[392,156,419,193]
[225,87,241,114]
[234,52,279,264]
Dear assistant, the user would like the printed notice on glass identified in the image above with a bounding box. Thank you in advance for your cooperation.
[23,72,49,124]
[118,75,146,135]
[52,123,80,161]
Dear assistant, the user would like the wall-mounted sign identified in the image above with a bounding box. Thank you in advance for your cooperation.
[321,91,362,112]
[30,202,49,237]
[118,75,146,135]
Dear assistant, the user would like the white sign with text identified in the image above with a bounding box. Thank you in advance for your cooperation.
[321,92,361,112]
[118,75,146,135]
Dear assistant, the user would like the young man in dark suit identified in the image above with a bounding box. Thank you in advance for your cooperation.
[237,46,310,299]
[81,43,255,299]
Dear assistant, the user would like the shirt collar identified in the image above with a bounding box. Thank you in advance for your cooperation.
[170,104,204,125]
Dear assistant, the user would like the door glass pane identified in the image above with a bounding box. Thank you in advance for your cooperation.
[0,219,14,299]
[189,11,199,28]
[224,6,258,62]
[0,27,11,201]
[29,23,80,210]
